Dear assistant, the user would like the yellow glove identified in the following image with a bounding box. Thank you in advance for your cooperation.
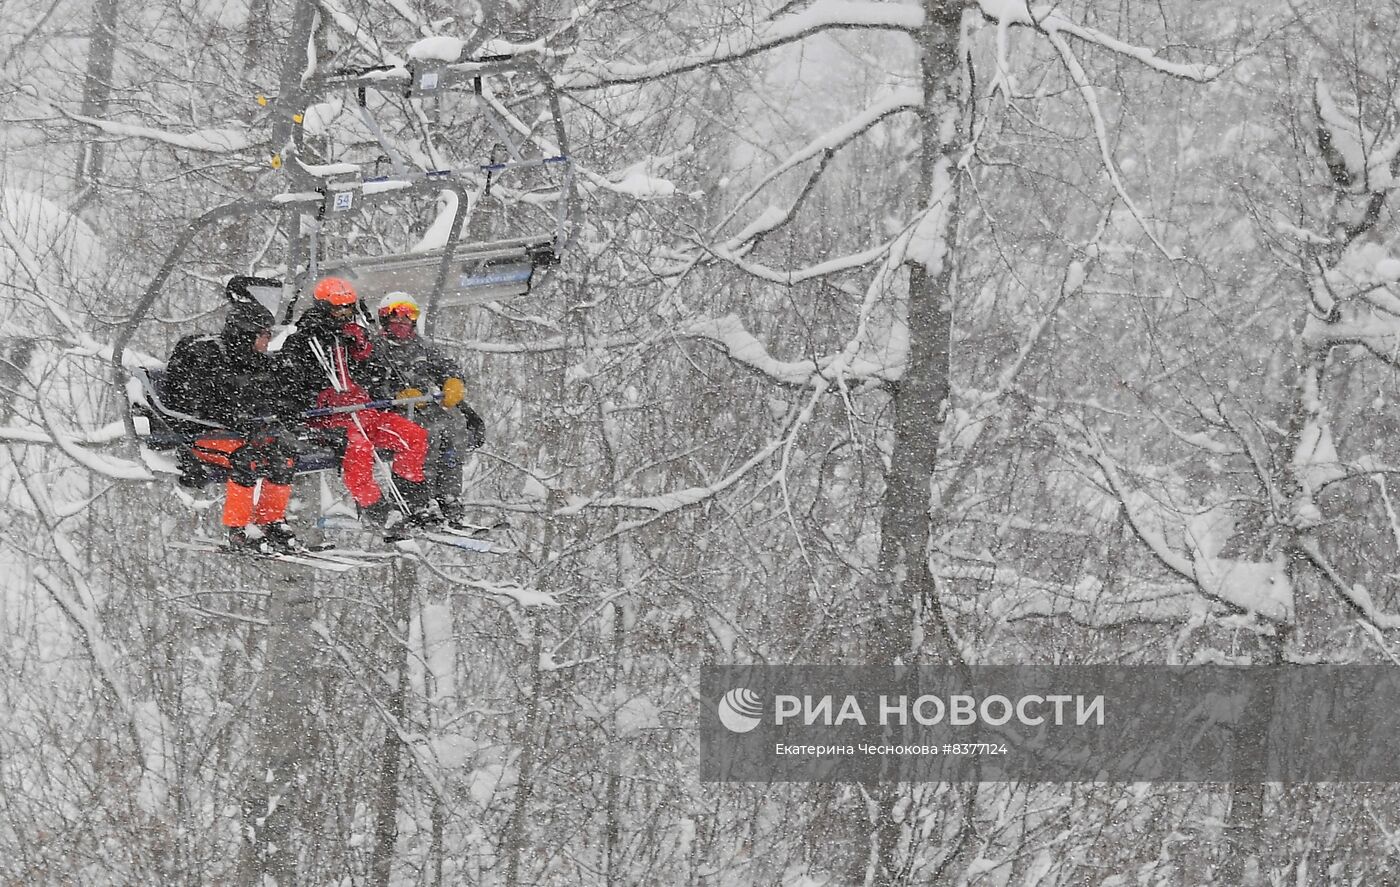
[441,377,465,408]
[398,388,423,400]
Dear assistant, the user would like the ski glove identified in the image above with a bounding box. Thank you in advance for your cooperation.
[460,405,486,450]
[340,323,373,360]
[442,377,466,408]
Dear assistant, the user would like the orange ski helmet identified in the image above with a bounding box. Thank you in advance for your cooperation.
[313,276,358,306]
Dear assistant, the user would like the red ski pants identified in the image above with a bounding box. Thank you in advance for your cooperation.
[324,409,428,507]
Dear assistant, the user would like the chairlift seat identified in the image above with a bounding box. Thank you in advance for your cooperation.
[127,367,344,482]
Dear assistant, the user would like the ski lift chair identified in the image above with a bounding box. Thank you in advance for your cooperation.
[127,365,347,487]
[114,51,575,440]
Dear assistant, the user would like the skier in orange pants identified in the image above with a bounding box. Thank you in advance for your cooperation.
[188,434,298,546]
[164,277,306,553]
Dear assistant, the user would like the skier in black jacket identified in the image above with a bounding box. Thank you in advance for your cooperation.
[370,292,486,525]
[163,277,306,553]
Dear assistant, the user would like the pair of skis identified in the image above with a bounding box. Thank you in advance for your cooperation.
[177,521,510,571]
[335,521,509,561]
[171,539,376,571]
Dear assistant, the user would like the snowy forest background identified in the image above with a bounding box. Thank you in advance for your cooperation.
[2,0,1398,884]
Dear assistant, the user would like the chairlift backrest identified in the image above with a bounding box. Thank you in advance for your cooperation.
[288,59,575,317]
[322,234,556,308]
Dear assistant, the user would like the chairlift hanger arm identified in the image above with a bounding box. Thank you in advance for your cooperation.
[113,195,321,436]
[113,196,317,371]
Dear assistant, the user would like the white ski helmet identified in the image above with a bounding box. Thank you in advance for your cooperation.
[377,291,420,319]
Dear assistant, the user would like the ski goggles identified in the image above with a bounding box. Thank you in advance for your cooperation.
[379,301,420,322]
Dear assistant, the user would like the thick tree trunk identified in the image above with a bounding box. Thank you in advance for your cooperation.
[369,562,415,886]
[428,803,446,886]
[597,355,629,887]
[233,10,333,881]
[1219,633,1283,885]
[242,0,275,75]
[503,629,543,887]
[872,0,964,669]
[73,0,120,208]
[866,5,969,886]
[238,569,319,886]
[604,596,626,887]
[0,339,36,425]
[266,0,320,160]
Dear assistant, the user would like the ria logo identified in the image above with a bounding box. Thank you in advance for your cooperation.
[717,687,763,733]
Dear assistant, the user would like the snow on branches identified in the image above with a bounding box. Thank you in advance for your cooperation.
[1313,80,1400,194]
[62,111,255,155]
[557,0,922,90]
[561,0,1222,93]
[973,0,1221,82]
[1071,426,1296,627]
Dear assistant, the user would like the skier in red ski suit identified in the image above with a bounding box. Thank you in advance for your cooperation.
[282,277,428,510]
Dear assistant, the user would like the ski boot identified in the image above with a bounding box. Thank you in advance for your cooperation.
[260,522,310,554]
[410,498,444,527]
[435,498,491,535]
[362,499,405,541]
[381,509,416,543]
[437,495,467,526]
[394,478,440,526]
[228,525,277,555]
[379,502,447,543]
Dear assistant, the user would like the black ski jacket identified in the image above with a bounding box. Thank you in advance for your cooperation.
[368,338,464,398]
[370,337,486,448]
[279,302,378,408]
[163,329,301,430]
